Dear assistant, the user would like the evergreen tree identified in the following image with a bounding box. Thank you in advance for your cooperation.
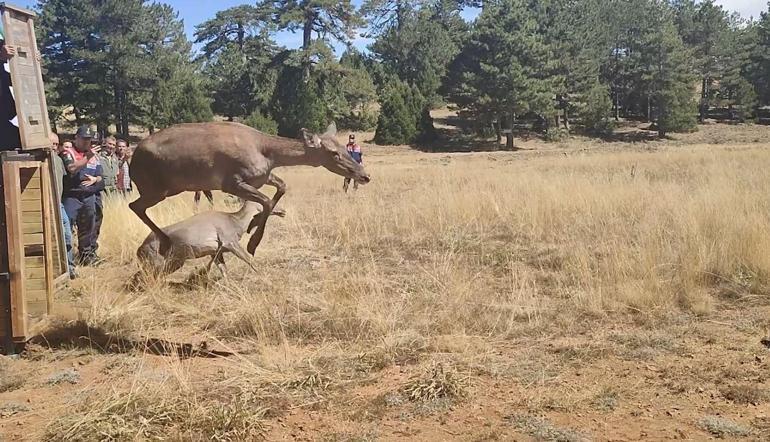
[37,0,208,134]
[374,80,418,144]
[641,9,697,136]
[195,5,278,121]
[271,66,328,136]
[673,0,731,121]
[448,0,560,148]
[748,3,770,106]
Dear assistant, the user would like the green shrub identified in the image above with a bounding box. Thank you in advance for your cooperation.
[243,111,278,135]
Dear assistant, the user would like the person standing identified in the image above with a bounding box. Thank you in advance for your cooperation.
[99,136,119,193]
[49,132,76,279]
[61,125,104,266]
[343,134,363,193]
[0,28,20,151]
[93,135,118,253]
[116,139,132,195]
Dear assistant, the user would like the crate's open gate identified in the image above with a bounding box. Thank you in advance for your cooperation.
[0,3,67,354]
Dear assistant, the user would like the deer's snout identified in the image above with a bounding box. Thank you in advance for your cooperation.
[357,175,371,184]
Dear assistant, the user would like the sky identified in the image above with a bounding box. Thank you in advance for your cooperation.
[21,0,769,54]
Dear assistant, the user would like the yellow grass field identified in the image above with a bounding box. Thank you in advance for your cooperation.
[3,123,770,441]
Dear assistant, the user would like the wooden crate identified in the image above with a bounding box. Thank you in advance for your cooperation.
[0,150,67,354]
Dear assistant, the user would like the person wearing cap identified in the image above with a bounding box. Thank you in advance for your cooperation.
[343,134,363,192]
[0,28,20,151]
[92,135,119,254]
[61,125,105,266]
[49,132,77,279]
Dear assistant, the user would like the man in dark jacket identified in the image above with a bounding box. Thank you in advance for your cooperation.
[61,125,104,265]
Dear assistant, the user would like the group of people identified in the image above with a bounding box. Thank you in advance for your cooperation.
[49,126,132,279]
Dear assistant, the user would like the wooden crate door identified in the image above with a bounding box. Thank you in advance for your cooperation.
[43,156,67,281]
[1,4,52,150]
[18,163,52,317]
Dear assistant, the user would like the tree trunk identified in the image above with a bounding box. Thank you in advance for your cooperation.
[699,77,708,123]
[302,11,314,79]
[505,132,514,150]
[494,119,501,143]
[505,113,515,150]
[120,90,129,137]
[614,90,620,121]
[563,107,570,131]
[647,94,651,122]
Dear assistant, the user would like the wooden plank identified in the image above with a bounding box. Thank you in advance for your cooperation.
[22,212,42,224]
[24,256,44,268]
[40,157,54,313]
[26,300,48,318]
[22,222,43,234]
[44,150,67,279]
[26,279,45,291]
[25,267,45,280]
[21,200,42,212]
[2,162,27,339]
[24,180,41,190]
[23,233,44,245]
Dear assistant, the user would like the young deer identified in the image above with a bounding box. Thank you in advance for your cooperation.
[129,123,370,256]
[132,202,286,284]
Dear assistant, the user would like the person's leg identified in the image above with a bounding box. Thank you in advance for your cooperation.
[92,192,103,256]
[76,196,97,265]
[63,197,85,261]
[59,203,76,278]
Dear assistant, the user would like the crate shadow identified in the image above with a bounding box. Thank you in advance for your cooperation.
[29,320,234,359]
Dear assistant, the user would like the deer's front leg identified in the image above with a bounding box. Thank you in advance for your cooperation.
[249,173,287,234]
[225,176,273,255]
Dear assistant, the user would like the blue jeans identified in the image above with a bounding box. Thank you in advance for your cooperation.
[62,194,97,262]
[60,204,75,277]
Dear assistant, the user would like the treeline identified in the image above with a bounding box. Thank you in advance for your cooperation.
[36,0,770,145]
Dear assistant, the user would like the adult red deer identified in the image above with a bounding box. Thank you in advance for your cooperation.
[129,122,370,255]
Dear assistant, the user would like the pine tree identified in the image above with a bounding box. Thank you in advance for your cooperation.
[448,0,560,148]
[271,66,328,136]
[748,3,770,106]
[641,10,697,137]
[673,0,731,121]
[369,5,461,104]
[195,5,277,121]
[374,81,418,144]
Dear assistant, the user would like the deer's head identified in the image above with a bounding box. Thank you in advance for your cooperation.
[301,124,371,185]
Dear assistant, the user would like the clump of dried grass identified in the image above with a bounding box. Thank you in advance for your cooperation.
[402,362,468,402]
[44,380,267,441]
[697,415,752,438]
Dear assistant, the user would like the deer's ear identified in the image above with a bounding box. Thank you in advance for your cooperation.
[301,128,322,149]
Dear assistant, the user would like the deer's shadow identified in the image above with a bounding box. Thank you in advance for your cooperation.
[29,320,234,359]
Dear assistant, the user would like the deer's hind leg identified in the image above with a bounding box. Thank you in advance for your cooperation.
[224,176,273,255]
[225,242,259,273]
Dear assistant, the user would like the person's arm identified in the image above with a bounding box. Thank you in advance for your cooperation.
[64,146,100,175]
[82,164,104,192]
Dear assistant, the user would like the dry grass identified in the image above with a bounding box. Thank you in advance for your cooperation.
[30,124,770,439]
[89,142,770,341]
